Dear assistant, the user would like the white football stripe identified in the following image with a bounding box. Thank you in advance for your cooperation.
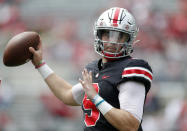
[122,73,152,83]
[123,67,153,76]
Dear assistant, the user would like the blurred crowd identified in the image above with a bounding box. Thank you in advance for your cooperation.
[0,0,187,131]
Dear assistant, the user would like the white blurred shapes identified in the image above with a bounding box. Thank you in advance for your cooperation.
[142,115,161,131]
[152,12,167,31]
[164,98,184,131]
[107,0,131,9]
[131,0,151,25]
[165,40,187,61]
[0,5,11,25]
[0,79,14,108]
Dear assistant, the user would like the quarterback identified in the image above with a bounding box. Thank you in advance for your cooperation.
[29,7,153,131]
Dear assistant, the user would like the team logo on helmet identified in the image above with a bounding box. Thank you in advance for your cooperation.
[125,25,129,30]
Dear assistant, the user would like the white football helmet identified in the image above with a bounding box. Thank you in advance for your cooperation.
[94,7,139,59]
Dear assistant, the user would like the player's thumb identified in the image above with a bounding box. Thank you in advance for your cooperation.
[29,47,36,54]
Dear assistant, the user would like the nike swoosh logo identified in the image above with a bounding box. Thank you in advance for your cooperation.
[102,75,110,79]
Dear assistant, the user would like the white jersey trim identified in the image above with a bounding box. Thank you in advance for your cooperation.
[123,73,152,83]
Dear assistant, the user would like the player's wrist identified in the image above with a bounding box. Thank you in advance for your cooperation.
[92,94,113,115]
[92,94,99,104]
[35,59,45,68]
[36,61,54,79]
[88,91,98,100]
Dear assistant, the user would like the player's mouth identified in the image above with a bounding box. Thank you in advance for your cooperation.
[105,46,118,53]
[105,48,116,52]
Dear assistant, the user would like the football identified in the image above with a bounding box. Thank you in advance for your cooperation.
[3,31,40,66]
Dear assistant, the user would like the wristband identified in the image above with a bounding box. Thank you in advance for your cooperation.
[92,94,100,104]
[97,100,113,115]
[95,99,105,107]
[37,63,54,79]
[92,94,113,115]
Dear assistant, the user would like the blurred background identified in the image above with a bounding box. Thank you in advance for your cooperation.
[0,0,187,130]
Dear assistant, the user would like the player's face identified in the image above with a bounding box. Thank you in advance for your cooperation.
[101,30,129,53]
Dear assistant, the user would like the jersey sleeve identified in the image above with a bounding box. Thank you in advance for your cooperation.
[120,59,153,92]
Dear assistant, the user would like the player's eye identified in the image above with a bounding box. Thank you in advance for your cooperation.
[118,33,130,42]
[119,33,124,39]
[101,30,109,38]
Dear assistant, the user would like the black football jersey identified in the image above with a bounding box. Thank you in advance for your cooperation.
[81,56,153,131]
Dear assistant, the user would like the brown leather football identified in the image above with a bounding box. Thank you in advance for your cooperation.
[3,31,40,66]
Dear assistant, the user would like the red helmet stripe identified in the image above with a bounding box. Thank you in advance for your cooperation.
[113,8,121,24]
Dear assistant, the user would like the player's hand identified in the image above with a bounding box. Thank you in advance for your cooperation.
[79,69,97,100]
[29,39,43,66]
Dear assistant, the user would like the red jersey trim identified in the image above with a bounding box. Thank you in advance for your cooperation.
[122,67,153,82]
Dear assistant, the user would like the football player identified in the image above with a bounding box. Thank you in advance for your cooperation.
[29,7,153,131]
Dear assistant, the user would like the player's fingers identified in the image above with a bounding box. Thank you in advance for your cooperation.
[84,69,90,81]
[89,71,92,82]
[79,78,83,85]
[83,68,87,75]
[83,69,89,79]
[88,71,92,82]
[79,78,86,89]
[82,71,86,81]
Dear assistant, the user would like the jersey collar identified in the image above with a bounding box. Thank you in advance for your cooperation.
[97,56,131,70]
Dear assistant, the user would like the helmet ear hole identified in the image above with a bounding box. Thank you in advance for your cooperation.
[98,46,102,51]
[130,49,133,53]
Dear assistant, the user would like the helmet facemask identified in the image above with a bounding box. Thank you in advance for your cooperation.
[95,29,133,59]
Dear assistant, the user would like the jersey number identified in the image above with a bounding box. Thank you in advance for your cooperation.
[82,83,100,126]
